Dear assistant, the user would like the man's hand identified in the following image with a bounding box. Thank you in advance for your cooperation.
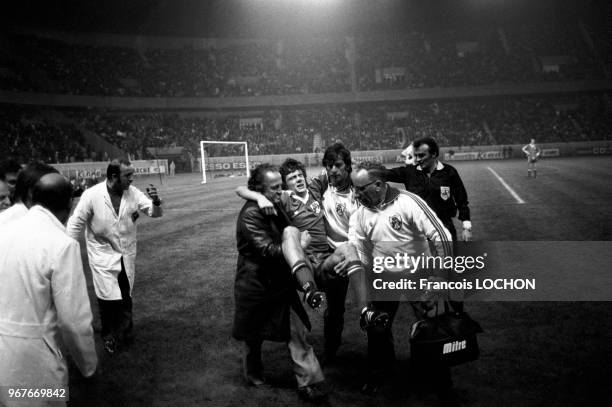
[300,230,311,250]
[256,196,276,216]
[145,184,161,206]
[333,257,348,277]
[360,307,390,332]
[462,228,472,241]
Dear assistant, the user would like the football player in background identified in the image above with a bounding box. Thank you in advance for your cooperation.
[401,143,415,165]
[522,138,542,178]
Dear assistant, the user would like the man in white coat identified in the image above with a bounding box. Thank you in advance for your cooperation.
[0,173,98,407]
[67,159,163,354]
[0,162,58,226]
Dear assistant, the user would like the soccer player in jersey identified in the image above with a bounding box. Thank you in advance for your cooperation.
[349,161,453,396]
[401,143,415,165]
[522,138,541,178]
[308,143,364,361]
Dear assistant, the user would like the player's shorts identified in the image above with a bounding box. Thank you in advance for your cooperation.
[308,250,333,276]
[528,157,538,163]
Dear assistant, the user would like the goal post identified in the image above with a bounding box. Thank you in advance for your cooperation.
[200,140,250,184]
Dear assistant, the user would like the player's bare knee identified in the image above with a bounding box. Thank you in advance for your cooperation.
[282,226,300,240]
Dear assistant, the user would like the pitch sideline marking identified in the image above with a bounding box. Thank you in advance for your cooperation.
[486,167,526,204]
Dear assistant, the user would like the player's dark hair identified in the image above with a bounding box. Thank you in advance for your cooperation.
[32,174,73,215]
[356,161,387,182]
[107,158,132,179]
[322,143,352,174]
[15,162,59,204]
[0,159,22,180]
[248,163,279,193]
[413,137,439,158]
[279,158,307,189]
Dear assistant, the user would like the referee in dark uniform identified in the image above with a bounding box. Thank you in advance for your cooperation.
[384,136,472,398]
[385,137,472,248]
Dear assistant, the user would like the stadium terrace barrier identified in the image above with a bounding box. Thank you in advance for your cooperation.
[16,27,270,50]
[200,140,612,172]
[3,81,612,109]
[53,160,168,181]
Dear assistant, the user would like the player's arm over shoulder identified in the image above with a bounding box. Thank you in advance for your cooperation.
[384,164,409,184]
[308,170,328,198]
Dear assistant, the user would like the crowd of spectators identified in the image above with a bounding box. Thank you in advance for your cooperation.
[0,109,88,163]
[64,94,612,158]
[2,95,610,164]
[1,20,610,98]
[0,35,350,97]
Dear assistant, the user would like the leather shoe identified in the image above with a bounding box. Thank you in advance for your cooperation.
[245,373,266,387]
[298,382,330,403]
[361,381,380,396]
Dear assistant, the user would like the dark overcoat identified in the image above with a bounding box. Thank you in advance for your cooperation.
[233,201,310,342]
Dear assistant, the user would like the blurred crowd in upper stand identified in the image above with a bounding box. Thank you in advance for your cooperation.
[2,18,612,163]
[1,19,611,97]
[2,95,612,163]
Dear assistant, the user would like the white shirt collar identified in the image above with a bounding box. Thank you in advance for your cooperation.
[291,191,310,205]
[29,205,66,232]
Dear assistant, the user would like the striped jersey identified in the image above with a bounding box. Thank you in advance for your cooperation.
[309,172,360,250]
[278,191,329,253]
[349,186,453,272]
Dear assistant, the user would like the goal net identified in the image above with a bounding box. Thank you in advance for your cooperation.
[200,140,250,184]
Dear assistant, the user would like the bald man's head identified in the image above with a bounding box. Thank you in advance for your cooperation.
[32,173,73,224]
[15,162,58,207]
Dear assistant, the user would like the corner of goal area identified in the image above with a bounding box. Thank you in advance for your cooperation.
[199,140,251,184]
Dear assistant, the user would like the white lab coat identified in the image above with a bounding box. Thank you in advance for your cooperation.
[0,202,28,227]
[0,206,97,406]
[66,181,162,300]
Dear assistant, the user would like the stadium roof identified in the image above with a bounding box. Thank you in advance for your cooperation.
[2,0,601,38]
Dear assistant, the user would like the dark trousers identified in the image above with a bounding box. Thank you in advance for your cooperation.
[367,301,452,391]
[97,259,133,344]
[441,219,464,313]
[315,270,349,355]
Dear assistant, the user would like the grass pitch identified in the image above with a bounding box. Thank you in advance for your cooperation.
[68,156,612,406]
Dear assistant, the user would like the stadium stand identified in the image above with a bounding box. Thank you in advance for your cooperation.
[1,20,610,97]
[3,95,610,163]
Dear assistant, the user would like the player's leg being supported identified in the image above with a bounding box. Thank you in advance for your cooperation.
[281,226,326,309]
[317,243,364,363]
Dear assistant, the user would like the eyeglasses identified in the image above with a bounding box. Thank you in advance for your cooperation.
[354,179,377,192]
[414,153,428,158]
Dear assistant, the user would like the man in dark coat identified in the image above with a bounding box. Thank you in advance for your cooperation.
[233,163,329,403]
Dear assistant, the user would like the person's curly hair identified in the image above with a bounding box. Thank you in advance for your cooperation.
[322,142,352,174]
[279,158,307,189]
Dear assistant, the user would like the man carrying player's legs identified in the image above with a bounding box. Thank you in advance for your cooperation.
[349,161,454,396]
[234,163,329,403]
[236,155,364,362]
